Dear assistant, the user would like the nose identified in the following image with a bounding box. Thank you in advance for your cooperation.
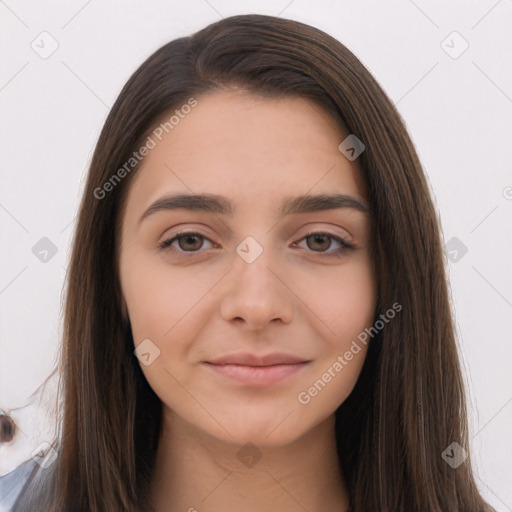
[219,244,294,331]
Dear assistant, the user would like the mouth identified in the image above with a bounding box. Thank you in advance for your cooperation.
[202,352,311,386]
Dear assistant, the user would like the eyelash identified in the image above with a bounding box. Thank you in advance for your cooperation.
[158,231,354,258]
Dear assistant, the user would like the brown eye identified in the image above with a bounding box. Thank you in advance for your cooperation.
[177,234,204,251]
[306,233,333,252]
[294,231,353,258]
[158,232,214,252]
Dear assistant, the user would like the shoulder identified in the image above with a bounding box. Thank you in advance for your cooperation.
[0,458,39,511]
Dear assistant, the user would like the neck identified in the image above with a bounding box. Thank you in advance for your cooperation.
[149,409,349,512]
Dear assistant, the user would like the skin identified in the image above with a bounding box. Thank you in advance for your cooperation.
[119,89,377,512]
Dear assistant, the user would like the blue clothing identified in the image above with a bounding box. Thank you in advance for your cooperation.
[0,459,39,512]
[0,458,149,511]
[0,455,56,512]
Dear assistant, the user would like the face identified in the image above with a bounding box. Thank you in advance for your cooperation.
[119,89,377,448]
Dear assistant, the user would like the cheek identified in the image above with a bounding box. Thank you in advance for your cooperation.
[297,348,368,410]
[120,255,208,405]
[120,252,204,340]
[291,256,375,404]
[295,268,374,413]
[120,253,217,389]
[294,255,377,343]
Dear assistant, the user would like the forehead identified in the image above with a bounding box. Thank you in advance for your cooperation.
[124,89,367,216]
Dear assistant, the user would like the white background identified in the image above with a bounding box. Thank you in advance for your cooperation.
[0,1,511,510]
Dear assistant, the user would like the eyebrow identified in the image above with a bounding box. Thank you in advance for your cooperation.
[138,192,369,224]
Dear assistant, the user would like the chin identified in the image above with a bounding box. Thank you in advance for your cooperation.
[211,421,306,450]
[199,403,317,449]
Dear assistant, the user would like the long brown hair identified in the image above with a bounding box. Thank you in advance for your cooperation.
[15,14,494,512]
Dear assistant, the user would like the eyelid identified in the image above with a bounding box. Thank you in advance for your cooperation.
[157,224,212,243]
[296,223,353,243]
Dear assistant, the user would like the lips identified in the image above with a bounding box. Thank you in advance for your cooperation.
[205,352,309,367]
[203,352,311,386]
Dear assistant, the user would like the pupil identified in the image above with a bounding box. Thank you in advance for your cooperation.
[180,235,202,251]
[308,234,330,252]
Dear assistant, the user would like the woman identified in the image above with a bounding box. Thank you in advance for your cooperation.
[0,13,495,512]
